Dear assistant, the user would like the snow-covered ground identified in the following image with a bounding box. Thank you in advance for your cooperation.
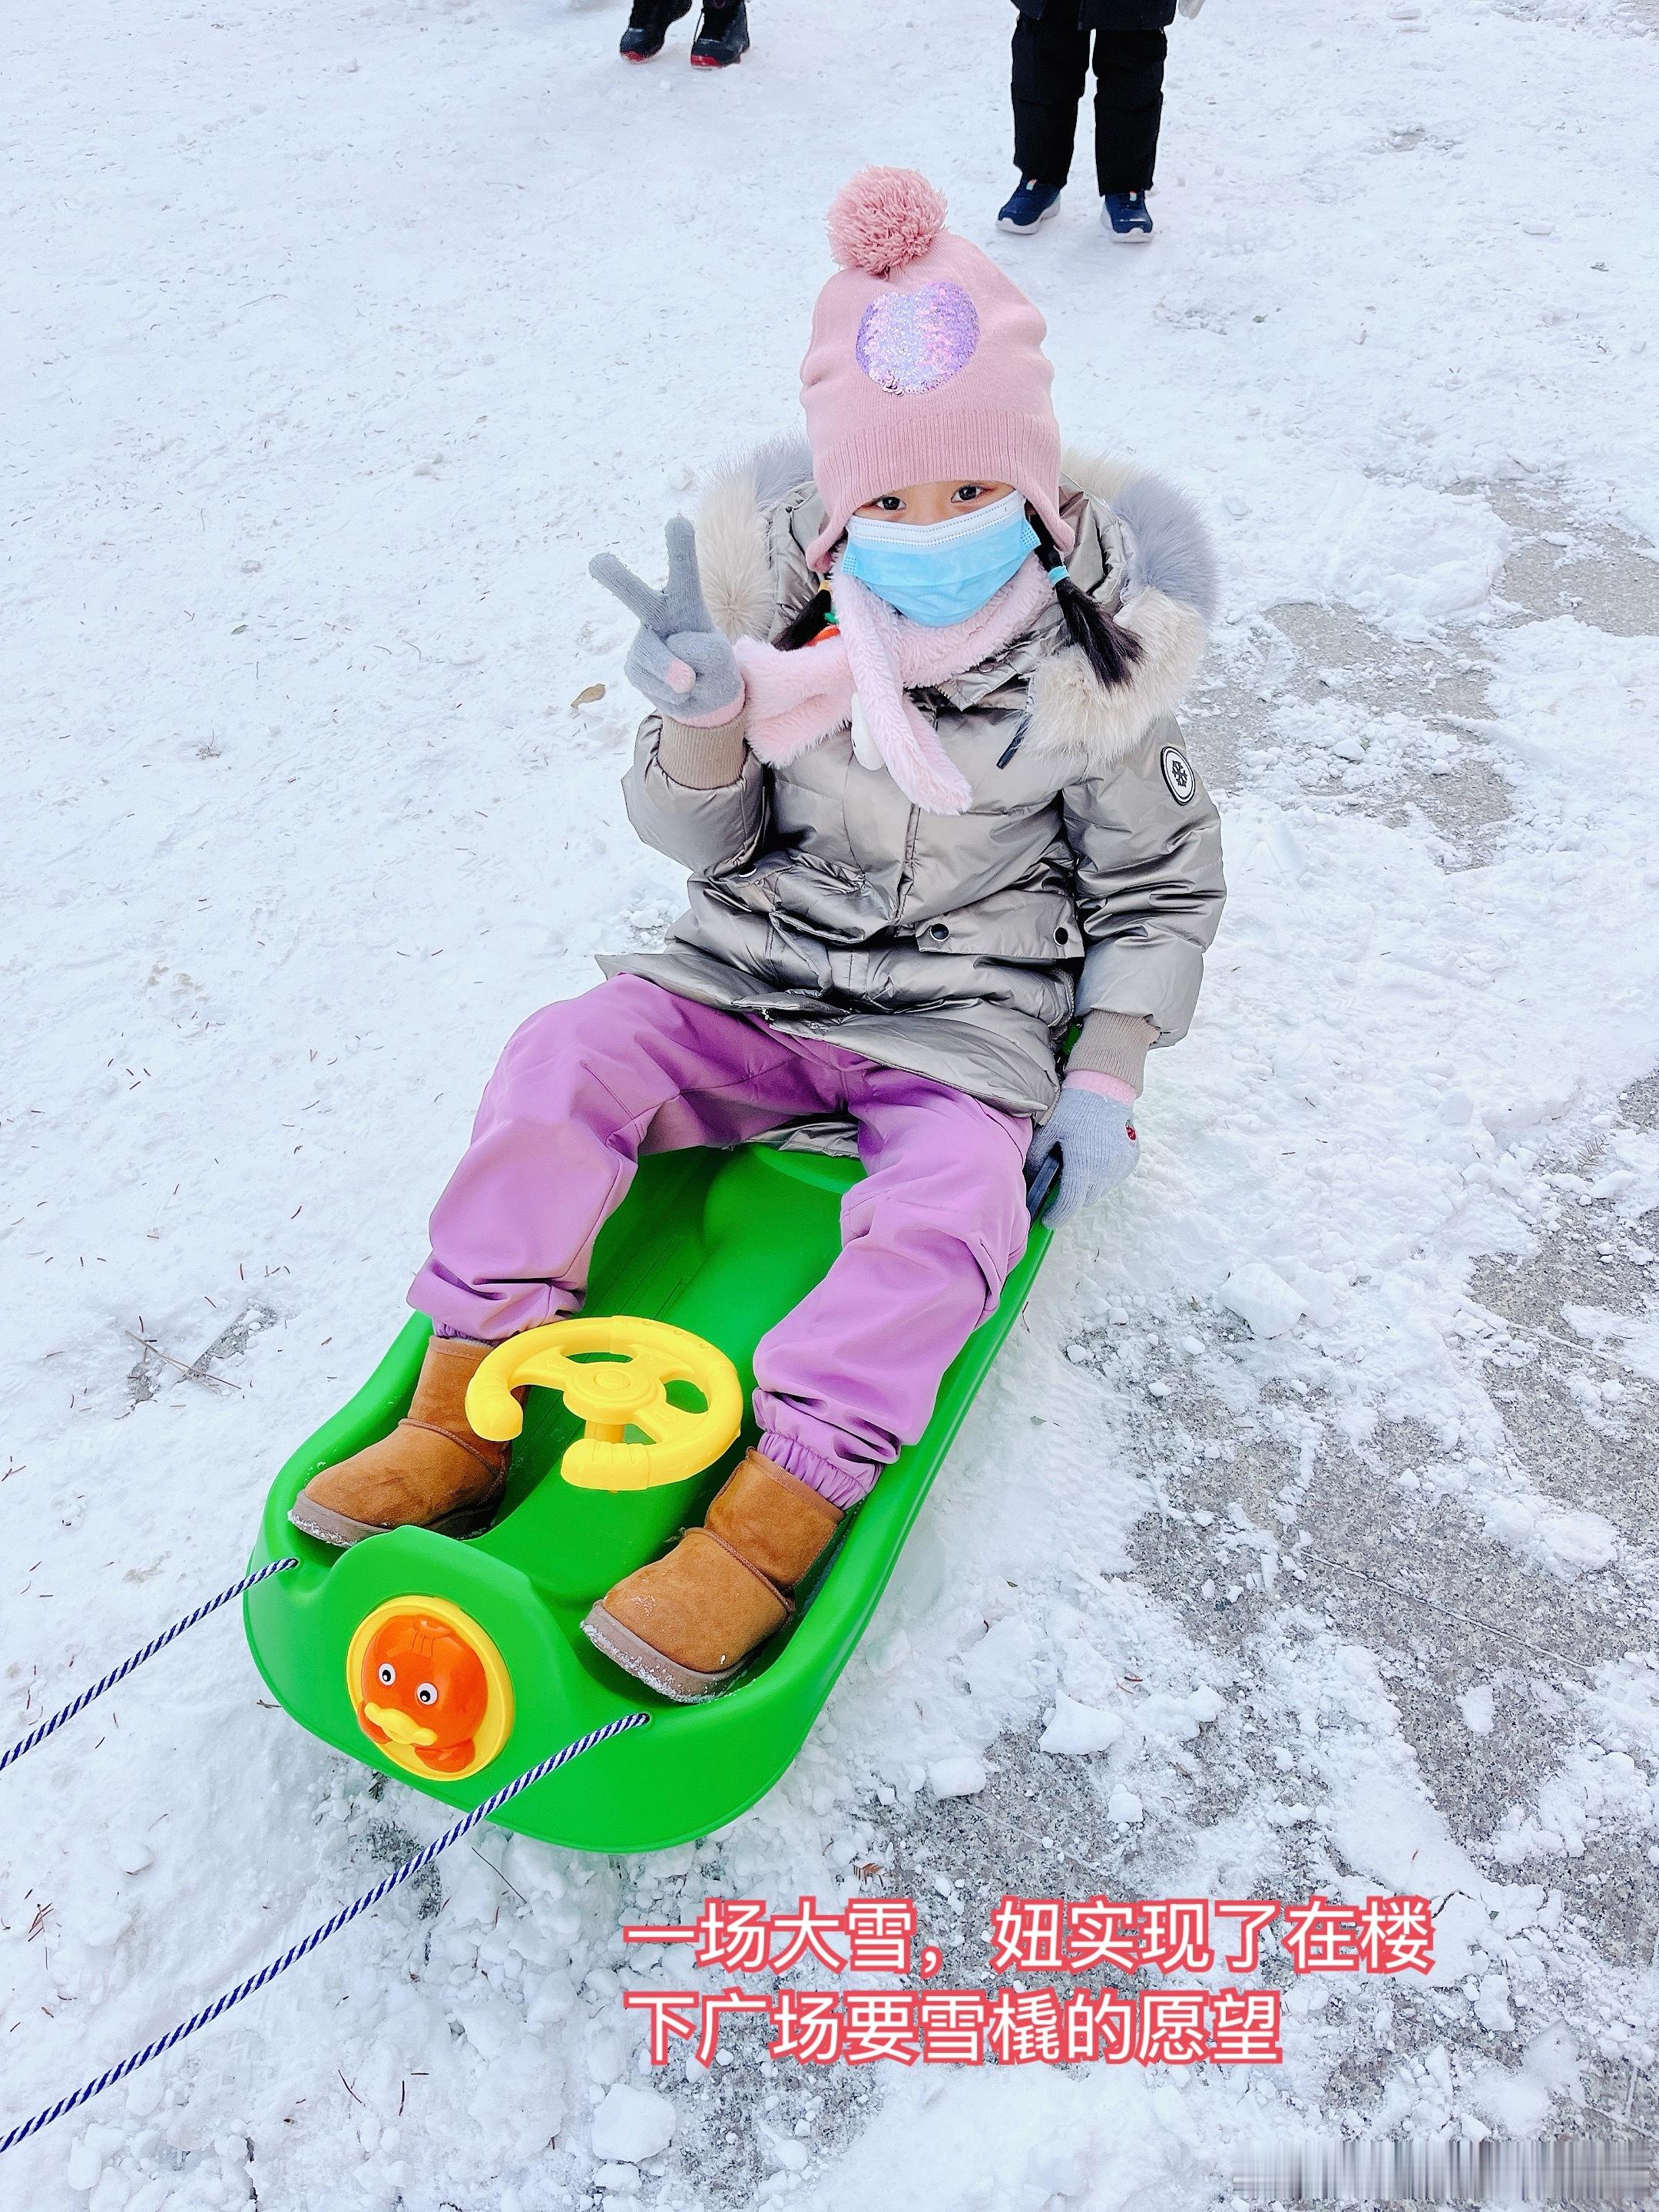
[5,0,1659,2204]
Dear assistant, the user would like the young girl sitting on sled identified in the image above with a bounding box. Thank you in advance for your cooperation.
[290,168,1225,1703]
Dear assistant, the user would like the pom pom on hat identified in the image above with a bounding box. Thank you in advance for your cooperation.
[826,167,947,278]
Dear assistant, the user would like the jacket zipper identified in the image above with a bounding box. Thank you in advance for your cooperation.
[997,710,1032,769]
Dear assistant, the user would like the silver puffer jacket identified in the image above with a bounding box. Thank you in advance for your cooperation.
[603,443,1226,1121]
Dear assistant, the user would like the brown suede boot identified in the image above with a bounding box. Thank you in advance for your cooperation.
[289,1336,509,1549]
[583,1449,843,1702]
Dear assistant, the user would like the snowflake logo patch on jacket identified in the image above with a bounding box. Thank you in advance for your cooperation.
[1161,747,1197,806]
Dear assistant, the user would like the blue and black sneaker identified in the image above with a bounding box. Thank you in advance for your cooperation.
[1101,190,1154,242]
[997,177,1062,235]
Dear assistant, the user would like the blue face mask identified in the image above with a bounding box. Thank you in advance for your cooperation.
[839,491,1041,627]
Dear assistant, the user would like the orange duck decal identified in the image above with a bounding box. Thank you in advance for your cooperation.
[346,1597,513,1782]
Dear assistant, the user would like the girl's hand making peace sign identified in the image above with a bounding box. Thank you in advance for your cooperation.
[590,517,744,728]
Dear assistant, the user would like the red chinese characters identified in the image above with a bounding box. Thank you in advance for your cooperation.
[618,1889,1429,2070]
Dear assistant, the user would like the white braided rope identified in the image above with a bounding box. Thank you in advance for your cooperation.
[0,1710,650,2155]
[0,1558,301,1775]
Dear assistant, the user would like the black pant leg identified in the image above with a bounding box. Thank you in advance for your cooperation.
[1091,25,1167,197]
[1012,8,1093,191]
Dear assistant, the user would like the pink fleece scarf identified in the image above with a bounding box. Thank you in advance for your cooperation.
[733,555,1054,816]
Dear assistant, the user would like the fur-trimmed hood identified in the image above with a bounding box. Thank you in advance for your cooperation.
[690,434,1217,771]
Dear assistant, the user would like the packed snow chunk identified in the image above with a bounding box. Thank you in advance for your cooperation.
[1026,2142,1088,2197]
[1484,1495,1619,1580]
[644,1842,697,1879]
[67,2125,124,2193]
[1472,1971,1515,2032]
[527,1972,578,2029]
[929,1755,988,1798]
[1039,1690,1124,1756]
[1220,1261,1305,1339]
[1469,2055,1551,2133]
[1601,1128,1659,1219]
[1138,1693,1203,1743]
[587,2028,628,2085]
[1522,2022,1582,2098]
[462,1993,527,2064]
[591,2085,676,2164]
[1314,474,1509,631]
[77,1900,134,1949]
[1538,1506,1619,1577]
[1107,1784,1144,1826]
[1283,1260,1341,1330]
[760,2123,810,2174]
[1562,1300,1659,1382]
[124,2073,165,2122]
[1459,1684,1495,1735]
[500,1833,568,1903]
[960,1614,1045,1711]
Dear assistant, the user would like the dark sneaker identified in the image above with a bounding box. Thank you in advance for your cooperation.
[1101,190,1154,241]
[690,0,750,66]
[997,177,1063,234]
[620,0,691,61]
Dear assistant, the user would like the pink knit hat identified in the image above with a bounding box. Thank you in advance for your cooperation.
[800,167,1070,574]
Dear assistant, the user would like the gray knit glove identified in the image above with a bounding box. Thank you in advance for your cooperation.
[1025,1085,1139,1226]
[589,517,743,726]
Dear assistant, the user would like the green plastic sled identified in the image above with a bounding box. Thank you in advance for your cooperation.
[244,1144,1052,1856]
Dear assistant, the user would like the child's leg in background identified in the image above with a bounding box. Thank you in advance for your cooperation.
[1010,3,1091,189]
[408,975,843,1340]
[753,1068,1033,1508]
[1091,25,1168,195]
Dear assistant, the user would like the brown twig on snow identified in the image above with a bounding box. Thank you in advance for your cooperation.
[124,1330,241,1392]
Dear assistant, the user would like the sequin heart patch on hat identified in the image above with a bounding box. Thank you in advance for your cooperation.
[854,281,980,396]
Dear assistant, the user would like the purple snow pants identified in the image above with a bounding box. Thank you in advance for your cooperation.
[408,976,1032,1506]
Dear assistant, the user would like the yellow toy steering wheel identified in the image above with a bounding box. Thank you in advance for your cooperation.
[464,1316,743,1492]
